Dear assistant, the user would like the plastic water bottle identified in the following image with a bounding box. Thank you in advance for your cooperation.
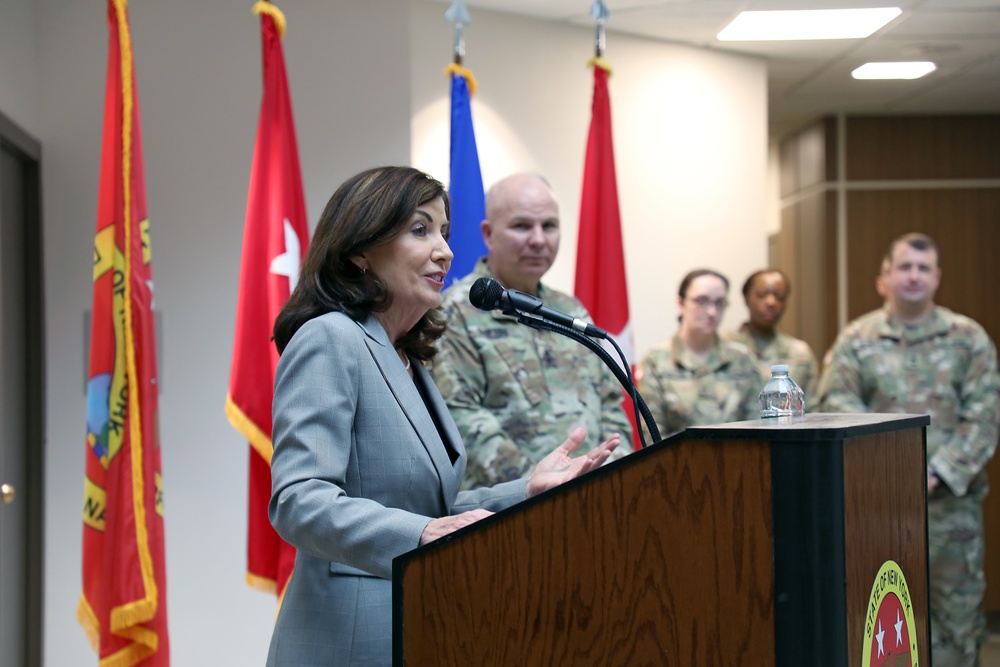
[759,364,805,418]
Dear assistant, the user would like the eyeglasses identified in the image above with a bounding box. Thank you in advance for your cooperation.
[688,296,729,311]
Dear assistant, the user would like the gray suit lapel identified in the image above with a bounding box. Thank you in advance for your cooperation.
[357,316,458,500]
[411,362,464,495]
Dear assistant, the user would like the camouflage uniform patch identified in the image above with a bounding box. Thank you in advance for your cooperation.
[431,259,633,490]
[636,334,761,440]
[817,305,1000,666]
[724,323,820,408]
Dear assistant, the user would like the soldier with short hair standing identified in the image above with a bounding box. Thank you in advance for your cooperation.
[818,232,1000,666]
[725,268,819,402]
[431,173,631,490]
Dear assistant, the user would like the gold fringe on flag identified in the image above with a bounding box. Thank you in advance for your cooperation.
[444,63,477,96]
[587,56,613,77]
[252,0,287,39]
[110,0,160,648]
[226,394,275,465]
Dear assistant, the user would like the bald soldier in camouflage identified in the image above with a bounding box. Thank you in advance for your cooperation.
[817,233,1000,667]
[431,173,631,490]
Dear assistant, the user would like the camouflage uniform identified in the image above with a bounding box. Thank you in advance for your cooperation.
[724,323,820,407]
[817,305,1000,667]
[636,334,760,440]
[431,259,632,490]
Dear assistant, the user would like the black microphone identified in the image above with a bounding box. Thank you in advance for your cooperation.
[469,277,608,339]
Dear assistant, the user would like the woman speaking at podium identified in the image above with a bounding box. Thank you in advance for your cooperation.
[264,166,620,667]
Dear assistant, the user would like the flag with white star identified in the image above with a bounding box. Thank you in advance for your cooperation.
[225,0,309,599]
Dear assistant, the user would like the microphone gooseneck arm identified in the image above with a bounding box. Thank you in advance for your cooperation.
[505,290,608,338]
[469,277,608,339]
[515,312,660,447]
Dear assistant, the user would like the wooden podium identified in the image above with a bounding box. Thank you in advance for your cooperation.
[392,413,930,666]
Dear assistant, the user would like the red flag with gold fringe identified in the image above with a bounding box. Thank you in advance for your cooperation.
[574,59,639,448]
[225,1,307,596]
[78,0,170,664]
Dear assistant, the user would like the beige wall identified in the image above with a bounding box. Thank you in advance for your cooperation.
[0,0,40,136]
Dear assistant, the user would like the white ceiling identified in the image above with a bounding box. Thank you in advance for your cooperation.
[429,0,1000,136]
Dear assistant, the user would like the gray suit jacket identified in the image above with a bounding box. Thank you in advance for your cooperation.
[266,313,527,666]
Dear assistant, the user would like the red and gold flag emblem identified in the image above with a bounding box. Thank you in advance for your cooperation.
[78,1,169,665]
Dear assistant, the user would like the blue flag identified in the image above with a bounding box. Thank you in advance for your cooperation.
[445,70,486,289]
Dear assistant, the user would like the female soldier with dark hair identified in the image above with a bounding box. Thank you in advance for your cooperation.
[636,268,759,439]
[724,269,819,399]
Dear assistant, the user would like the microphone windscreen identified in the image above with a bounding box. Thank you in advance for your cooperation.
[469,277,503,311]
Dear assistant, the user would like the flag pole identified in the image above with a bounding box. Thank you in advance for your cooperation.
[442,0,486,287]
[589,0,611,72]
[444,0,475,90]
[592,0,607,58]
[447,0,467,65]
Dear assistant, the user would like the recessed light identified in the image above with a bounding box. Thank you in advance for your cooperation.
[852,61,937,79]
[718,8,902,41]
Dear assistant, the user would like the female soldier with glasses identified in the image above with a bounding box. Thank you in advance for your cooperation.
[635,269,760,439]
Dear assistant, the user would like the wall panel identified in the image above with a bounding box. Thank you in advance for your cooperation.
[780,114,1000,612]
[846,116,1000,181]
[846,189,1000,323]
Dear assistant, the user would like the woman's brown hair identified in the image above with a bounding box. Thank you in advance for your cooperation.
[272,166,450,361]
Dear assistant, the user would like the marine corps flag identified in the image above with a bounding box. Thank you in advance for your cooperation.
[225,1,307,596]
[574,58,639,448]
[78,1,169,665]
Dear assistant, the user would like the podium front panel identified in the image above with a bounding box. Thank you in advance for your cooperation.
[394,437,776,665]
[394,413,930,666]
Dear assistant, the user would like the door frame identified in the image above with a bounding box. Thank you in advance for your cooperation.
[0,108,45,667]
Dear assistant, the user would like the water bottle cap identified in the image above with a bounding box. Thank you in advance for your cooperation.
[770,364,790,374]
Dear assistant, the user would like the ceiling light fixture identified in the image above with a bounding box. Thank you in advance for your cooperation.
[852,61,937,79]
[717,7,902,41]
